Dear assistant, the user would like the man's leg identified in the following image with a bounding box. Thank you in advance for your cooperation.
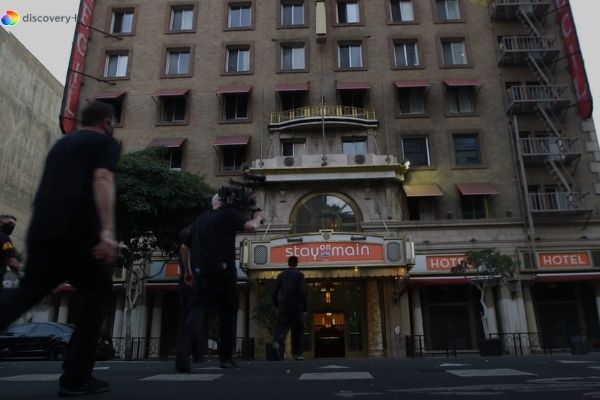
[272,313,290,361]
[290,313,304,358]
[60,254,112,387]
[176,290,207,372]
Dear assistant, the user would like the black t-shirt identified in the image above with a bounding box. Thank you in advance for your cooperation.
[185,207,246,276]
[28,130,120,241]
[272,268,307,313]
[0,232,16,262]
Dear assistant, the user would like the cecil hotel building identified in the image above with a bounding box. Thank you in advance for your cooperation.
[55,0,600,358]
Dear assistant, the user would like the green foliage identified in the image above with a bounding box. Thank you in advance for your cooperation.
[252,282,277,332]
[451,248,517,288]
[115,147,214,268]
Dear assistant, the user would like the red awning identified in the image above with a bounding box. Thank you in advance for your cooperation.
[149,137,187,148]
[151,88,189,97]
[217,85,252,94]
[213,135,251,146]
[410,276,469,285]
[456,182,498,196]
[336,82,371,90]
[535,272,600,283]
[444,79,481,87]
[404,184,444,197]
[91,90,126,100]
[274,83,309,92]
[394,80,431,88]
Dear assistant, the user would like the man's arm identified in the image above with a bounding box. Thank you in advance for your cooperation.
[180,244,193,285]
[6,257,22,276]
[244,210,264,232]
[92,168,117,263]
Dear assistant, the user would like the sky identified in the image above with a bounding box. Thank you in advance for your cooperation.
[1,0,600,127]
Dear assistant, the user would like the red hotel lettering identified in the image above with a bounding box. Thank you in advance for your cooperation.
[426,256,466,271]
[538,252,590,267]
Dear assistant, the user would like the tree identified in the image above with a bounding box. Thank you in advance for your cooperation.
[451,248,517,339]
[115,147,214,357]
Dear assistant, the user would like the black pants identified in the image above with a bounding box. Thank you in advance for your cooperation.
[273,311,304,357]
[177,283,206,360]
[178,272,237,362]
[0,239,112,385]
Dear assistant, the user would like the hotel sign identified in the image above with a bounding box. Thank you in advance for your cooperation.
[243,232,414,270]
[426,255,467,271]
[538,251,591,268]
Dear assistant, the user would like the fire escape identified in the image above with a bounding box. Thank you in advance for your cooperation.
[491,0,591,234]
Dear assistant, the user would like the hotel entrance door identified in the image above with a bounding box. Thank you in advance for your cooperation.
[313,313,345,358]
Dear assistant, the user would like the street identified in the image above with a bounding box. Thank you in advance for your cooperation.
[3,355,600,399]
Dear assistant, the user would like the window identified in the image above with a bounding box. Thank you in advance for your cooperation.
[161,96,187,123]
[221,146,246,171]
[338,43,363,69]
[337,1,360,23]
[394,41,419,67]
[8,324,35,335]
[436,0,461,21]
[111,9,134,34]
[170,6,194,31]
[223,93,248,120]
[166,148,183,170]
[280,92,306,111]
[226,47,250,72]
[442,40,468,66]
[454,134,480,165]
[281,45,305,70]
[97,98,124,124]
[281,140,306,156]
[408,198,435,220]
[33,324,63,336]
[291,194,360,233]
[342,137,367,155]
[165,49,191,75]
[447,87,475,114]
[390,0,414,22]
[402,137,429,166]
[398,88,425,115]
[228,4,252,28]
[104,53,128,78]
[340,90,365,108]
[461,196,486,219]
[281,2,304,26]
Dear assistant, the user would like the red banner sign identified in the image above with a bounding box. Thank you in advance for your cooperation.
[271,242,384,264]
[426,255,466,271]
[555,0,593,119]
[538,252,591,268]
[60,0,95,134]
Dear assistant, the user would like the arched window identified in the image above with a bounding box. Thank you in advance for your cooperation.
[291,194,361,233]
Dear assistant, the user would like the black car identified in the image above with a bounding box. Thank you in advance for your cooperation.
[0,322,115,361]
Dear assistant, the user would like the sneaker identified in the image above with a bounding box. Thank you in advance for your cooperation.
[175,353,191,373]
[219,359,240,369]
[58,376,109,397]
[295,355,305,361]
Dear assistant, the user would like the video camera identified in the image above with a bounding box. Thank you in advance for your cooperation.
[218,167,266,211]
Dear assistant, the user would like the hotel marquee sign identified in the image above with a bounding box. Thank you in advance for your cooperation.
[243,233,414,270]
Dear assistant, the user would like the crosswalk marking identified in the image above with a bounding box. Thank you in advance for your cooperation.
[440,363,469,367]
[0,374,61,381]
[94,367,110,370]
[299,372,373,381]
[319,365,349,370]
[559,360,595,364]
[446,369,535,377]
[141,374,223,381]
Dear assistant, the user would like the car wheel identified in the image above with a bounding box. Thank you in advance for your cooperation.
[49,345,68,361]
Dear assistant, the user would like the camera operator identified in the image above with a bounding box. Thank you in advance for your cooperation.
[176,194,264,372]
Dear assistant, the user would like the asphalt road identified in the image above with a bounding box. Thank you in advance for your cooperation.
[2,355,600,399]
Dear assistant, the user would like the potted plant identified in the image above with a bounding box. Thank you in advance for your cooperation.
[451,249,517,356]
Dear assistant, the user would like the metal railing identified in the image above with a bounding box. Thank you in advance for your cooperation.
[500,36,559,54]
[528,192,584,212]
[270,105,377,124]
[111,337,255,360]
[405,335,459,358]
[508,85,570,103]
[520,137,580,158]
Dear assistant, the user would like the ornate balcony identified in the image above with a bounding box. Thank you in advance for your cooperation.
[269,105,378,131]
[499,36,560,66]
[250,153,407,182]
[490,0,551,22]
[507,85,570,114]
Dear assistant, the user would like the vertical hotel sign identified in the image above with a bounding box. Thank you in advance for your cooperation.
[555,0,593,119]
[59,0,95,134]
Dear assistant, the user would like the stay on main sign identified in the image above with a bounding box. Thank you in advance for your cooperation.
[271,242,384,264]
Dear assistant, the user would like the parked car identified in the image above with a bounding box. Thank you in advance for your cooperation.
[0,322,115,361]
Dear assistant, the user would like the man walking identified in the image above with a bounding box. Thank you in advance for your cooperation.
[0,215,23,286]
[177,194,263,372]
[272,256,307,361]
[0,101,120,397]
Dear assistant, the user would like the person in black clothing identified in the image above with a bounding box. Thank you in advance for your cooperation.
[0,215,23,286]
[176,194,264,372]
[0,101,120,397]
[272,256,307,361]
[176,225,205,362]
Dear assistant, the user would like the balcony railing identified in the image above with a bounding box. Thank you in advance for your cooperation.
[499,36,560,65]
[520,137,581,165]
[269,105,378,130]
[528,192,589,213]
[507,85,570,114]
[490,0,551,21]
